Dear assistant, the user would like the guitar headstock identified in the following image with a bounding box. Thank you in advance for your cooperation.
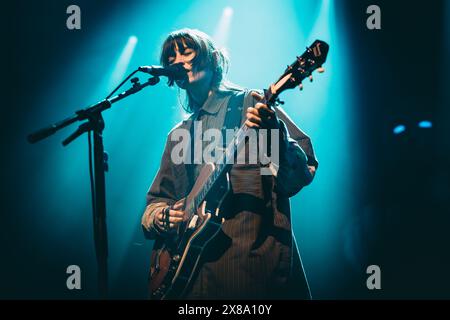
[266,39,329,105]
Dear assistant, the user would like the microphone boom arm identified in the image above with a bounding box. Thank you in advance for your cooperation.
[28,75,160,144]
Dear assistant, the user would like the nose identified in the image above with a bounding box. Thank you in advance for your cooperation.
[173,52,185,65]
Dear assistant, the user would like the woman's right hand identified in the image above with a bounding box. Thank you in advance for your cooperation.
[154,199,186,232]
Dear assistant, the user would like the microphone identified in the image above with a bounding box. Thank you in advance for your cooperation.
[138,63,188,81]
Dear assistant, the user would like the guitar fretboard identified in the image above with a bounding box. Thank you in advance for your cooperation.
[186,122,252,217]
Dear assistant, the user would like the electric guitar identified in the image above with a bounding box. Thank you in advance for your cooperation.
[149,39,329,299]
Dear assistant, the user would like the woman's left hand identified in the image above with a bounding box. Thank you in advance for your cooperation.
[245,91,280,129]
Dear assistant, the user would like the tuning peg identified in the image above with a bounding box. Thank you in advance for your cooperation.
[275,98,285,105]
[317,67,325,73]
[309,75,313,82]
[299,83,303,91]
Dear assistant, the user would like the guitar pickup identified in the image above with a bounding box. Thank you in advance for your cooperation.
[188,215,199,229]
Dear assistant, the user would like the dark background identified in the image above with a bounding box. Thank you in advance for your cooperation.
[2,0,449,299]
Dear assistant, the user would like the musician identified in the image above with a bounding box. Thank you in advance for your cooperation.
[141,28,318,299]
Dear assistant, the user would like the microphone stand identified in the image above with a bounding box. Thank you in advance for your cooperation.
[28,75,161,299]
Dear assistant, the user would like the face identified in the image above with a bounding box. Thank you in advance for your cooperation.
[167,40,212,90]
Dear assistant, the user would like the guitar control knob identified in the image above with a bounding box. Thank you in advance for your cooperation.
[173,255,181,262]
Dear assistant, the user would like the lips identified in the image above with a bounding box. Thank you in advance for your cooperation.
[175,69,194,88]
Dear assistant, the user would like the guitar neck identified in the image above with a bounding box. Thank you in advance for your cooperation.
[186,121,253,216]
[185,89,281,217]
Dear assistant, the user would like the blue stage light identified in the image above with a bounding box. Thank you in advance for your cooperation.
[418,120,432,128]
[213,6,234,48]
[393,124,406,135]
[108,35,138,91]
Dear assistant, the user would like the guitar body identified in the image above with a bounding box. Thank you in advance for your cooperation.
[149,163,230,300]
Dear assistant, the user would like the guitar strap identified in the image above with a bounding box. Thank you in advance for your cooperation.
[221,90,246,148]
[185,90,246,189]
